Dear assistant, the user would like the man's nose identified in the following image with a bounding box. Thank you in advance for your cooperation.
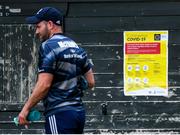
[35,29,39,35]
[35,29,40,39]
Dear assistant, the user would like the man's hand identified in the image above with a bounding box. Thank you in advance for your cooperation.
[18,109,30,127]
[17,73,53,127]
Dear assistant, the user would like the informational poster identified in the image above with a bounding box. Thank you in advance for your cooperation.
[124,31,168,96]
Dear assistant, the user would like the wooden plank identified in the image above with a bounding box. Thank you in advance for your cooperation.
[84,102,180,115]
[3,25,37,102]
[68,2,142,17]
[84,128,180,134]
[95,73,180,88]
[0,103,44,111]
[0,3,67,17]
[169,59,180,73]
[85,115,114,129]
[0,0,172,3]
[66,32,123,44]
[0,63,3,102]
[92,59,122,73]
[85,114,180,129]
[0,129,44,134]
[0,25,5,101]
[0,122,44,129]
[94,74,180,87]
[65,17,135,32]
[0,25,5,58]
[136,16,180,30]
[68,2,180,17]
[0,111,44,121]
[92,59,180,73]
[94,74,123,87]
[0,17,26,24]
[0,128,179,134]
[3,26,23,102]
[65,16,180,32]
[170,30,180,44]
[67,30,180,44]
[82,44,180,60]
[83,45,122,60]
[83,87,180,101]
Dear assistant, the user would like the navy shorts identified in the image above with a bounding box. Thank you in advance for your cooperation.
[45,110,85,134]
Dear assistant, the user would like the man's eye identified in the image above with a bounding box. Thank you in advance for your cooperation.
[36,25,40,28]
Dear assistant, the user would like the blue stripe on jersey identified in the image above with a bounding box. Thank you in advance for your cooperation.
[38,34,93,117]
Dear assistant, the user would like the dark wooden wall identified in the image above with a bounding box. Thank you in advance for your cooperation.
[0,0,180,134]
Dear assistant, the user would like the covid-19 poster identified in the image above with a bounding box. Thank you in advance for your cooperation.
[124,31,168,96]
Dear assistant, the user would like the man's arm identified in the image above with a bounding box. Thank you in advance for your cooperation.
[18,73,53,125]
[84,69,95,89]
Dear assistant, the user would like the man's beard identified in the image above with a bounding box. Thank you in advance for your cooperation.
[36,26,50,42]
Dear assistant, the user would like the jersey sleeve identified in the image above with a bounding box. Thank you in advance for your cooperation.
[38,43,56,74]
[81,51,93,74]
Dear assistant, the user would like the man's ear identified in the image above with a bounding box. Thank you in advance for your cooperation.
[47,21,54,30]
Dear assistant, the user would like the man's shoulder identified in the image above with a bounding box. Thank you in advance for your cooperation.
[49,34,71,42]
[42,37,63,50]
[45,35,74,46]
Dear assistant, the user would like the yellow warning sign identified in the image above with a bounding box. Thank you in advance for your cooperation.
[124,31,168,96]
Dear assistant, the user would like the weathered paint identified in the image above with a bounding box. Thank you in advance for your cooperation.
[1,0,180,134]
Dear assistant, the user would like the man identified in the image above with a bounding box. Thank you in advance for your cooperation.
[18,7,95,134]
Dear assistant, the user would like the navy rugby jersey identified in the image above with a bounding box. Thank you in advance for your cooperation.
[38,33,93,117]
